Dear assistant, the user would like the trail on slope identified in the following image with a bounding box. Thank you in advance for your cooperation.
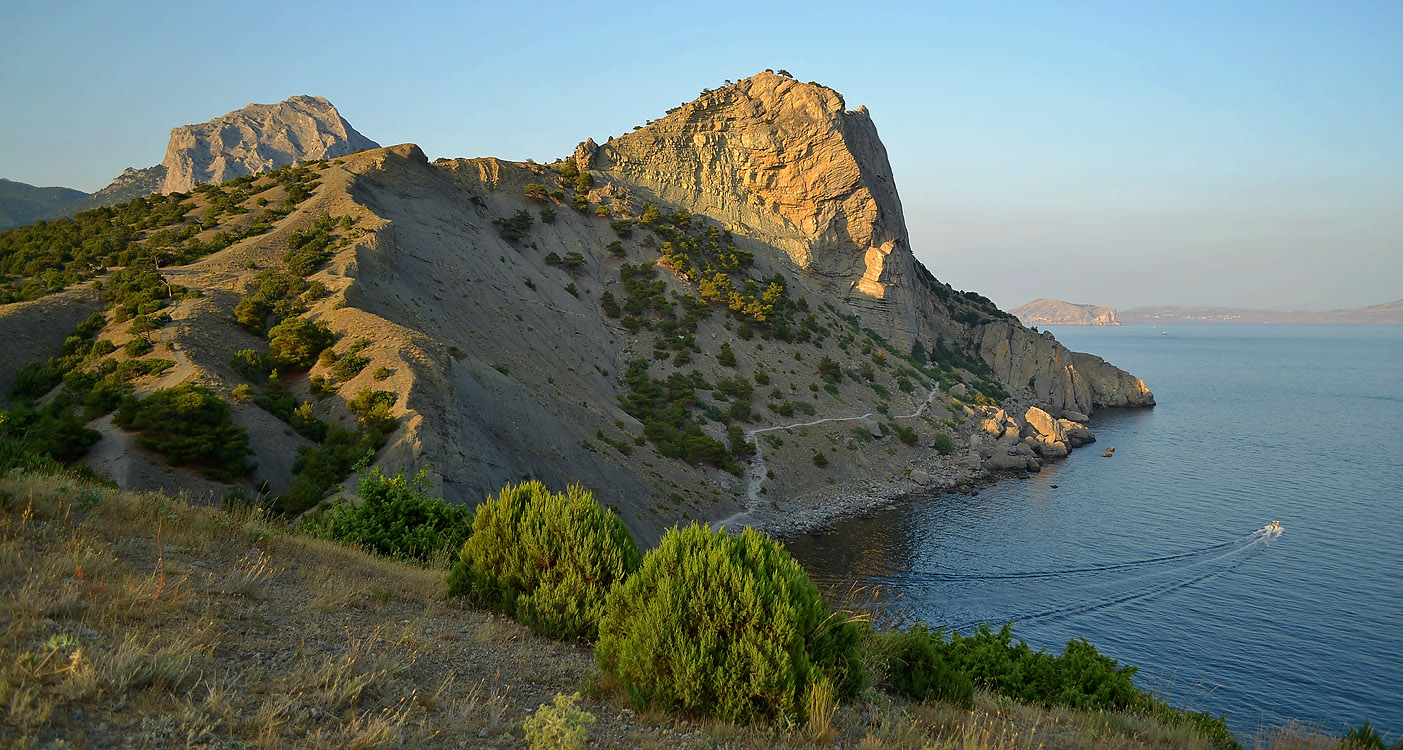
[711,383,948,532]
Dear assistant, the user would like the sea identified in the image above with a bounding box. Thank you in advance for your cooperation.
[785,323,1403,738]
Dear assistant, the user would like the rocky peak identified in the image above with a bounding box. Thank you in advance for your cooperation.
[158,95,379,194]
[591,71,920,342]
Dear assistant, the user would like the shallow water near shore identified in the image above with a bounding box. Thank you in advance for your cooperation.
[786,323,1403,736]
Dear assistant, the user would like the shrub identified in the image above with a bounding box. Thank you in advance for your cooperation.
[231,349,268,381]
[266,317,333,371]
[524,692,595,750]
[312,466,472,564]
[448,481,640,640]
[883,625,974,706]
[596,524,863,724]
[114,383,249,480]
[717,342,737,367]
[123,338,153,357]
[933,431,954,456]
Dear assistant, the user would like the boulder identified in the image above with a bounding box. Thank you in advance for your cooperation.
[985,452,1028,472]
[949,383,968,398]
[1023,406,1067,444]
[911,469,931,486]
[1062,410,1090,423]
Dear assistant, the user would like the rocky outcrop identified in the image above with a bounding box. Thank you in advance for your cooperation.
[589,72,925,345]
[976,321,1154,416]
[1011,298,1119,326]
[159,95,378,193]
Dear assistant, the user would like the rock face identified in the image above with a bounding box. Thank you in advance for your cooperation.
[589,72,926,345]
[1011,298,1119,326]
[159,95,379,194]
[976,321,1154,415]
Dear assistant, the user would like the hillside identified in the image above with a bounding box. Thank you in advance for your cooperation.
[1121,301,1403,324]
[0,179,85,230]
[1011,298,1119,326]
[0,72,1153,546]
[2,467,1307,749]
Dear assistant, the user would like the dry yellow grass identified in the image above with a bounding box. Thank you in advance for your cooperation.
[0,470,1343,749]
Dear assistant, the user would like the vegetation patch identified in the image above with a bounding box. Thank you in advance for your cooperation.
[448,480,640,640]
[114,383,249,480]
[596,524,863,724]
[305,465,472,565]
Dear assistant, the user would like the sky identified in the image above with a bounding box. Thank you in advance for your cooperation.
[2,0,1399,311]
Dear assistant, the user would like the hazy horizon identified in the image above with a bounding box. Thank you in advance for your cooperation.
[2,1,1398,312]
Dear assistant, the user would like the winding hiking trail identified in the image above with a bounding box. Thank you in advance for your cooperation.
[711,383,950,532]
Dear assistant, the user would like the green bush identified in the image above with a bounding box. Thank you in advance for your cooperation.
[882,625,974,706]
[933,431,954,455]
[595,524,863,724]
[311,466,472,564]
[448,481,640,640]
[114,383,249,480]
[937,624,1238,749]
[266,317,333,371]
[524,692,595,750]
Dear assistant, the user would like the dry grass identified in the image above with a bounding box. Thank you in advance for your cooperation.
[0,470,1343,749]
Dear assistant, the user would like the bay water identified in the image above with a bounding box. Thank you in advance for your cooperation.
[786,324,1403,736]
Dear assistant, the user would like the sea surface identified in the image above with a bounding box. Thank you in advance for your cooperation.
[786,323,1403,737]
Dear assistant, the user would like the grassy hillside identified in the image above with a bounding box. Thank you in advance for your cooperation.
[2,465,1350,749]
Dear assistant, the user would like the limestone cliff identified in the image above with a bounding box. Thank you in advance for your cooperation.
[975,321,1154,415]
[159,95,379,193]
[586,72,1151,413]
[589,72,926,345]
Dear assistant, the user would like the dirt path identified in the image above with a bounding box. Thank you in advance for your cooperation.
[711,384,947,532]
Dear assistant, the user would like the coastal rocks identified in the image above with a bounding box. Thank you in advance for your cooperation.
[1021,406,1070,458]
[911,469,931,486]
[1059,419,1095,447]
[159,95,379,193]
[976,321,1155,415]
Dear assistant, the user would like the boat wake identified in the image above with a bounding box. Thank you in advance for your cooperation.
[813,524,1284,632]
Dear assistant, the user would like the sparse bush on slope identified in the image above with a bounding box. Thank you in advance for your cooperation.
[595,523,863,724]
[448,481,640,640]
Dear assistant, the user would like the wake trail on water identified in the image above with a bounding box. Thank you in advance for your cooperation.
[813,525,1284,632]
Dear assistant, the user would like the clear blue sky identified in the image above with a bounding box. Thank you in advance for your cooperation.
[2,0,1399,310]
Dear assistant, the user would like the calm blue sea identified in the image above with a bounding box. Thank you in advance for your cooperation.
[786,324,1403,737]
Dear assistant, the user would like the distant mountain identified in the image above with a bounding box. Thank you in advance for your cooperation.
[1120,301,1403,324]
[1011,298,1119,326]
[0,178,86,229]
[28,95,378,223]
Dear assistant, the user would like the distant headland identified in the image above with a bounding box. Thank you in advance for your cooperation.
[1014,298,1403,325]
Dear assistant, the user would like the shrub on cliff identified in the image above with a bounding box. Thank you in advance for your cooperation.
[448,481,640,640]
[595,524,864,724]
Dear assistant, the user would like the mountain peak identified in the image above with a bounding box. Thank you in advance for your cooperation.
[159,95,379,193]
[592,73,916,340]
